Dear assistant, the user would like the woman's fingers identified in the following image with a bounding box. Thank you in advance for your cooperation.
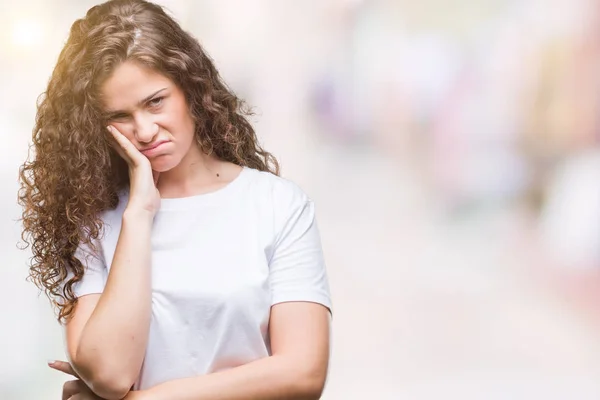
[62,379,85,400]
[107,125,147,167]
[49,360,79,378]
[106,126,129,161]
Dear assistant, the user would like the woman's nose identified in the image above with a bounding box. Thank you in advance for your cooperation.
[134,118,159,143]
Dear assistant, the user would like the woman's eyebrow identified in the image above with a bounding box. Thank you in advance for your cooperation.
[139,87,168,105]
[104,87,168,115]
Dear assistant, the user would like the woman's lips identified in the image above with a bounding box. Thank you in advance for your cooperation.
[140,141,169,156]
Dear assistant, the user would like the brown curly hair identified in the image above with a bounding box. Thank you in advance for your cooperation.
[18,0,279,323]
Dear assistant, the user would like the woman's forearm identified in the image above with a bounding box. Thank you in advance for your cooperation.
[143,354,325,400]
[74,208,154,398]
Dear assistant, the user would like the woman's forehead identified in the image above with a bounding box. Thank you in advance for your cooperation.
[100,61,172,110]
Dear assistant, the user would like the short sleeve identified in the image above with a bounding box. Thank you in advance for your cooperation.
[268,197,332,312]
[68,239,108,298]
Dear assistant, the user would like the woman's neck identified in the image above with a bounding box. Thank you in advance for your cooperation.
[157,145,241,198]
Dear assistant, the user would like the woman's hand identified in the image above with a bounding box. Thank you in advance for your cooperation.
[107,125,161,216]
[48,360,103,400]
[61,382,104,400]
[49,360,147,400]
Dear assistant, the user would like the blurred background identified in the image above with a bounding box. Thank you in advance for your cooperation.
[2,0,600,398]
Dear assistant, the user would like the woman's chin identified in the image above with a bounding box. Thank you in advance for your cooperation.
[150,156,179,173]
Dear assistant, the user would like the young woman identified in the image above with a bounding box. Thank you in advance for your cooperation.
[18,1,332,399]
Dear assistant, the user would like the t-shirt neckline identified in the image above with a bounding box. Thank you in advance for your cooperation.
[158,166,251,210]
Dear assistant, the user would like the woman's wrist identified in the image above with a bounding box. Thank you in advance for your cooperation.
[123,206,156,223]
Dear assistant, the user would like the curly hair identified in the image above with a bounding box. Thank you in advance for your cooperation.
[18,0,279,323]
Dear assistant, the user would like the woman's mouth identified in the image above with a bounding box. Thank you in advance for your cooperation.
[140,140,169,156]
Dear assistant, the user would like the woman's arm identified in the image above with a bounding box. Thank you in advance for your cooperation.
[141,301,330,400]
[65,208,154,400]
[65,125,161,399]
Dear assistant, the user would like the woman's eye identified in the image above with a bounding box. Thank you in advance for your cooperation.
[107,113,130,122]
[148,97,164,108]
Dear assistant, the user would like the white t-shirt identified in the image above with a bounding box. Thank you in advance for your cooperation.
[68,166,332,390]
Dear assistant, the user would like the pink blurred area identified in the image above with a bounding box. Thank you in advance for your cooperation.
[1,0,600,399]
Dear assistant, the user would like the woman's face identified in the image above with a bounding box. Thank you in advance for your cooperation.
[100,61,197,172]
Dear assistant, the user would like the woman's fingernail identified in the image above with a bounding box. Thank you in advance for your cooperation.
[106,126,113,133]
[47,359,55,365]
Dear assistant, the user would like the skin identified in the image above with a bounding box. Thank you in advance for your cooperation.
[101,60,243,200]
[51,61,330,400]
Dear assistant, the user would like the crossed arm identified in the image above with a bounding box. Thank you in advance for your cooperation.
[58,296,330,400]
[59,196,330,400]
